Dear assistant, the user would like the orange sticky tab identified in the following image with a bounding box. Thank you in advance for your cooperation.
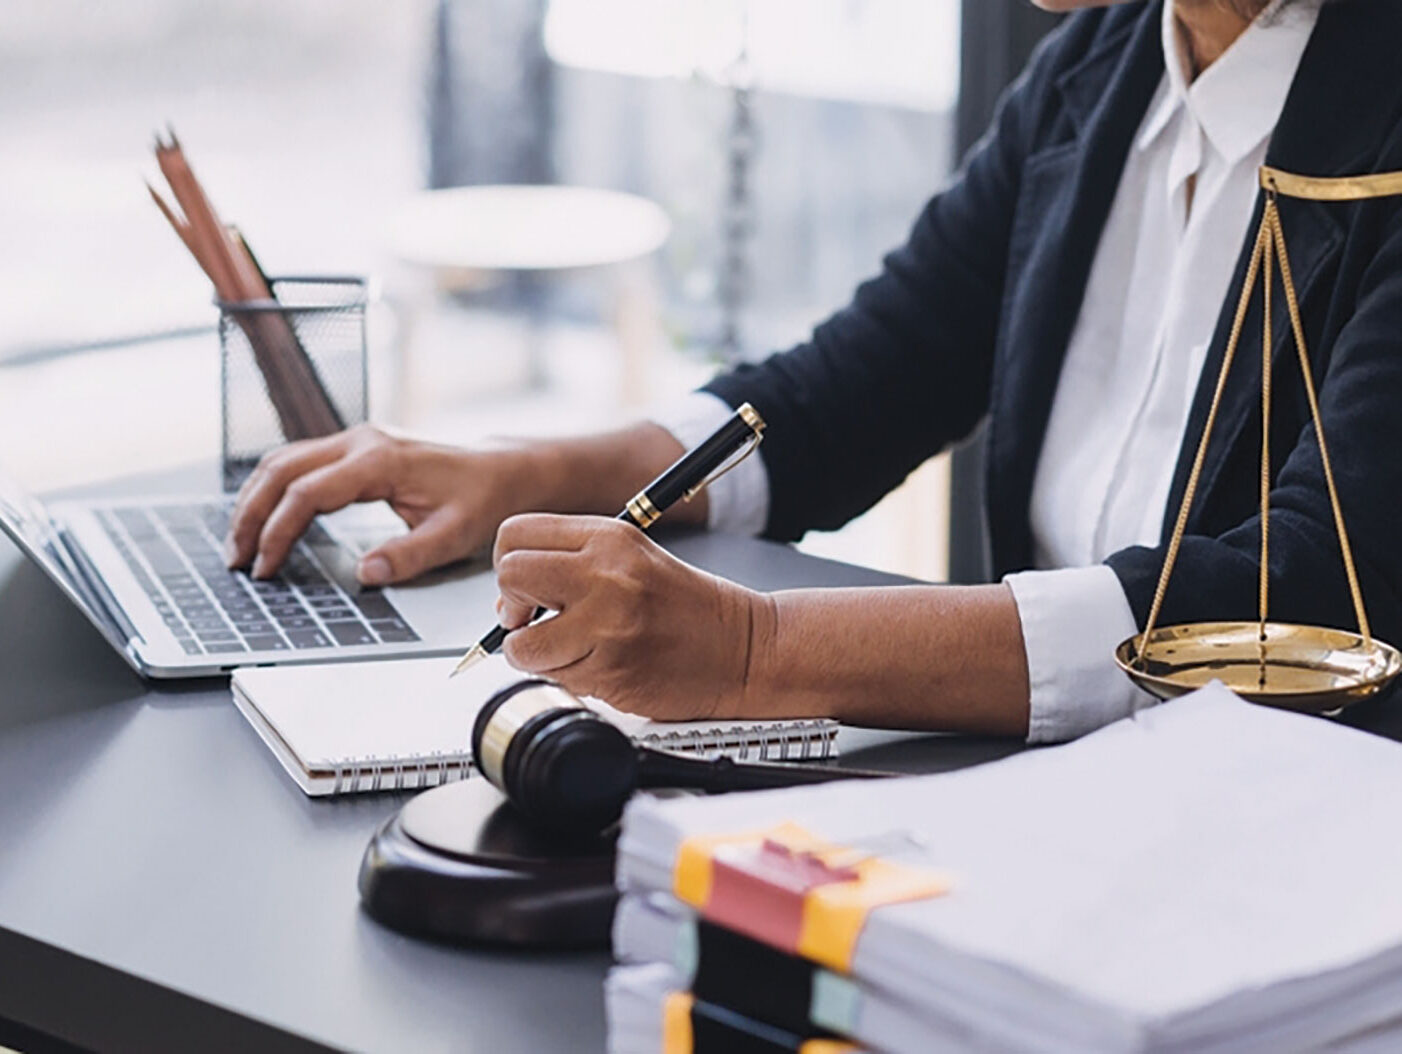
[797,856,950,972]
[662,991,694,1054]
[800,1040,862,1054]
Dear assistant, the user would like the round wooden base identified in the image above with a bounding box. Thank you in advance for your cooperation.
[357,777,617,948]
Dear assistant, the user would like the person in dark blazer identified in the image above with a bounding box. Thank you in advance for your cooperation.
[226,0,1402,741]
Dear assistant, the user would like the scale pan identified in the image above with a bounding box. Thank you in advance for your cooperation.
[1115,621,1402,713]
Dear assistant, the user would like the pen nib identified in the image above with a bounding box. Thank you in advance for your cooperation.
[449,644,487,679]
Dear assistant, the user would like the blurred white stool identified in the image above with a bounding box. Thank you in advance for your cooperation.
[383,184,671,417]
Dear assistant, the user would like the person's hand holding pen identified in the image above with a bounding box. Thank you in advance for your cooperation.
[492,513,770,722]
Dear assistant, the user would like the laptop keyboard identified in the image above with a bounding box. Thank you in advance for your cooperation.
[97,502,420,658]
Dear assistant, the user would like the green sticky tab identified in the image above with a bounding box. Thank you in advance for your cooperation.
[674,916,699,984]
[810,969,861,1034]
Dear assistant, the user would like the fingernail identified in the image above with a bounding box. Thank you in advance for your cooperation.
[358,555,392,586]
[223,538,239,568]
[251,555,268,580]
[494,596,505,616]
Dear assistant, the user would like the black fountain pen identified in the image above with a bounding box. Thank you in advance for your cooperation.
[450,402,767,677]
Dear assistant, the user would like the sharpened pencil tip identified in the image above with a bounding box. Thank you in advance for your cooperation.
[449,645,487,679]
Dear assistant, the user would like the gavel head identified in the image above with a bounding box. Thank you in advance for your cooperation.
[471,679,639,835]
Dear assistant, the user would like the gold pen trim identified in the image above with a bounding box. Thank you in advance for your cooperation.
[449,643,487,678]
[738,402,765,433]
[626,493,661,528]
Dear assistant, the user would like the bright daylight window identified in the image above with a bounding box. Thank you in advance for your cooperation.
[545,0,958,112]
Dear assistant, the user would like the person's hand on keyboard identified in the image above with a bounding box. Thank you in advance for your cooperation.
[224,426,537,585]
[223,421,703,586]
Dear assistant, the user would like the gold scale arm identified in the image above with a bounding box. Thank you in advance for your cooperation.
[1133,166,1396,666]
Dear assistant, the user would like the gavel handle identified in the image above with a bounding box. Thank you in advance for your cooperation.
[635,748,890,795]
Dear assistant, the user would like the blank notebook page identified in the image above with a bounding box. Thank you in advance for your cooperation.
[233,656,519,768]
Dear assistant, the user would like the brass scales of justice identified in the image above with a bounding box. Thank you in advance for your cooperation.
[1114,166,1402,713]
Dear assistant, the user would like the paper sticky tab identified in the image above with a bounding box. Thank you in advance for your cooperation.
[662,991,695,1054]
[799,1041,863,1054]
[672,823,949,973]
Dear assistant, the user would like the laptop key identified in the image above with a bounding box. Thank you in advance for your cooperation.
[326,622,375,646]
[204,642,247,653]
[317,608,354,622]
[278,616,318,630]
[242,634,289,652]
[353,594,397,619]
[179,640,204,655]
[286,629,332,649]
[374,627,421,644]
[234,621,274,636]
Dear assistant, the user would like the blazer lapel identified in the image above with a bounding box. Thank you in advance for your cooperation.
[1162,0,1402,538]
[987,3,1164,573]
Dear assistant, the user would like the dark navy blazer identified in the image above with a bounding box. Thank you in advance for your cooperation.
[705,0,1402,646]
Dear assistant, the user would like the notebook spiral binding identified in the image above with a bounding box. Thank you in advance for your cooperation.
[331,751,474,795]
[323,721,834,795]
[634,719,834,764]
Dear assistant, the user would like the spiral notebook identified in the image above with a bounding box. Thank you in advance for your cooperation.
[231,656,838,797]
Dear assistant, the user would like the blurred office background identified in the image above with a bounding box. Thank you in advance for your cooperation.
[0,0,1053,581]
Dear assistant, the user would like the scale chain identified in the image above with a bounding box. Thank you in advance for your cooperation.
[1136,219,1271,663]
[1260,203,1273,683]
[1267,203,1372,643]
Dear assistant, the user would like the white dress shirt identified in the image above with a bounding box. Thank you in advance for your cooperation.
[654,0,1319,743]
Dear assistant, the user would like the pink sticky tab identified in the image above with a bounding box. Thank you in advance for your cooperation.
[703,837,861,954]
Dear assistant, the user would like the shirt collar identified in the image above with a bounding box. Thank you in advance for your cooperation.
[1136,0,1320,165]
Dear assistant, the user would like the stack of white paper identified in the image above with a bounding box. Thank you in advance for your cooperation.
[612,684,1402,1052]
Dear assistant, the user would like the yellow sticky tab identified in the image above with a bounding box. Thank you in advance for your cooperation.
[662,991,694,1054]
[797,856,949,973]
[672,822,818,908]
[799,1040,861,1054]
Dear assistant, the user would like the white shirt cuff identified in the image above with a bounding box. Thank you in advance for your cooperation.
[649,391,770,537]
[1004,565,1157,744]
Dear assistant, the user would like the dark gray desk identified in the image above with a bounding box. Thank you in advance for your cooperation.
[0,484,1023,1053]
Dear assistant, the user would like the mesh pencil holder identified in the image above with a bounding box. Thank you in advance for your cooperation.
[218,276,369,492]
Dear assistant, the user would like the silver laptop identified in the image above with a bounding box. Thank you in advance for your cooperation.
[0,471,481,677]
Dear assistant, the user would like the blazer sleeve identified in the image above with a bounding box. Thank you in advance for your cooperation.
[1107,202,1402,650]
[702,20,1079,543]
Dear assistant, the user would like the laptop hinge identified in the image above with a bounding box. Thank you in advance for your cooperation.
[58,527,145,649]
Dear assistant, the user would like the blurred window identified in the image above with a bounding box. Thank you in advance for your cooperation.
[545,0,958,111]
[0,0,432,359]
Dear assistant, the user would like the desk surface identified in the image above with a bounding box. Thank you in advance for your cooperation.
[0,477,1028,1054]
